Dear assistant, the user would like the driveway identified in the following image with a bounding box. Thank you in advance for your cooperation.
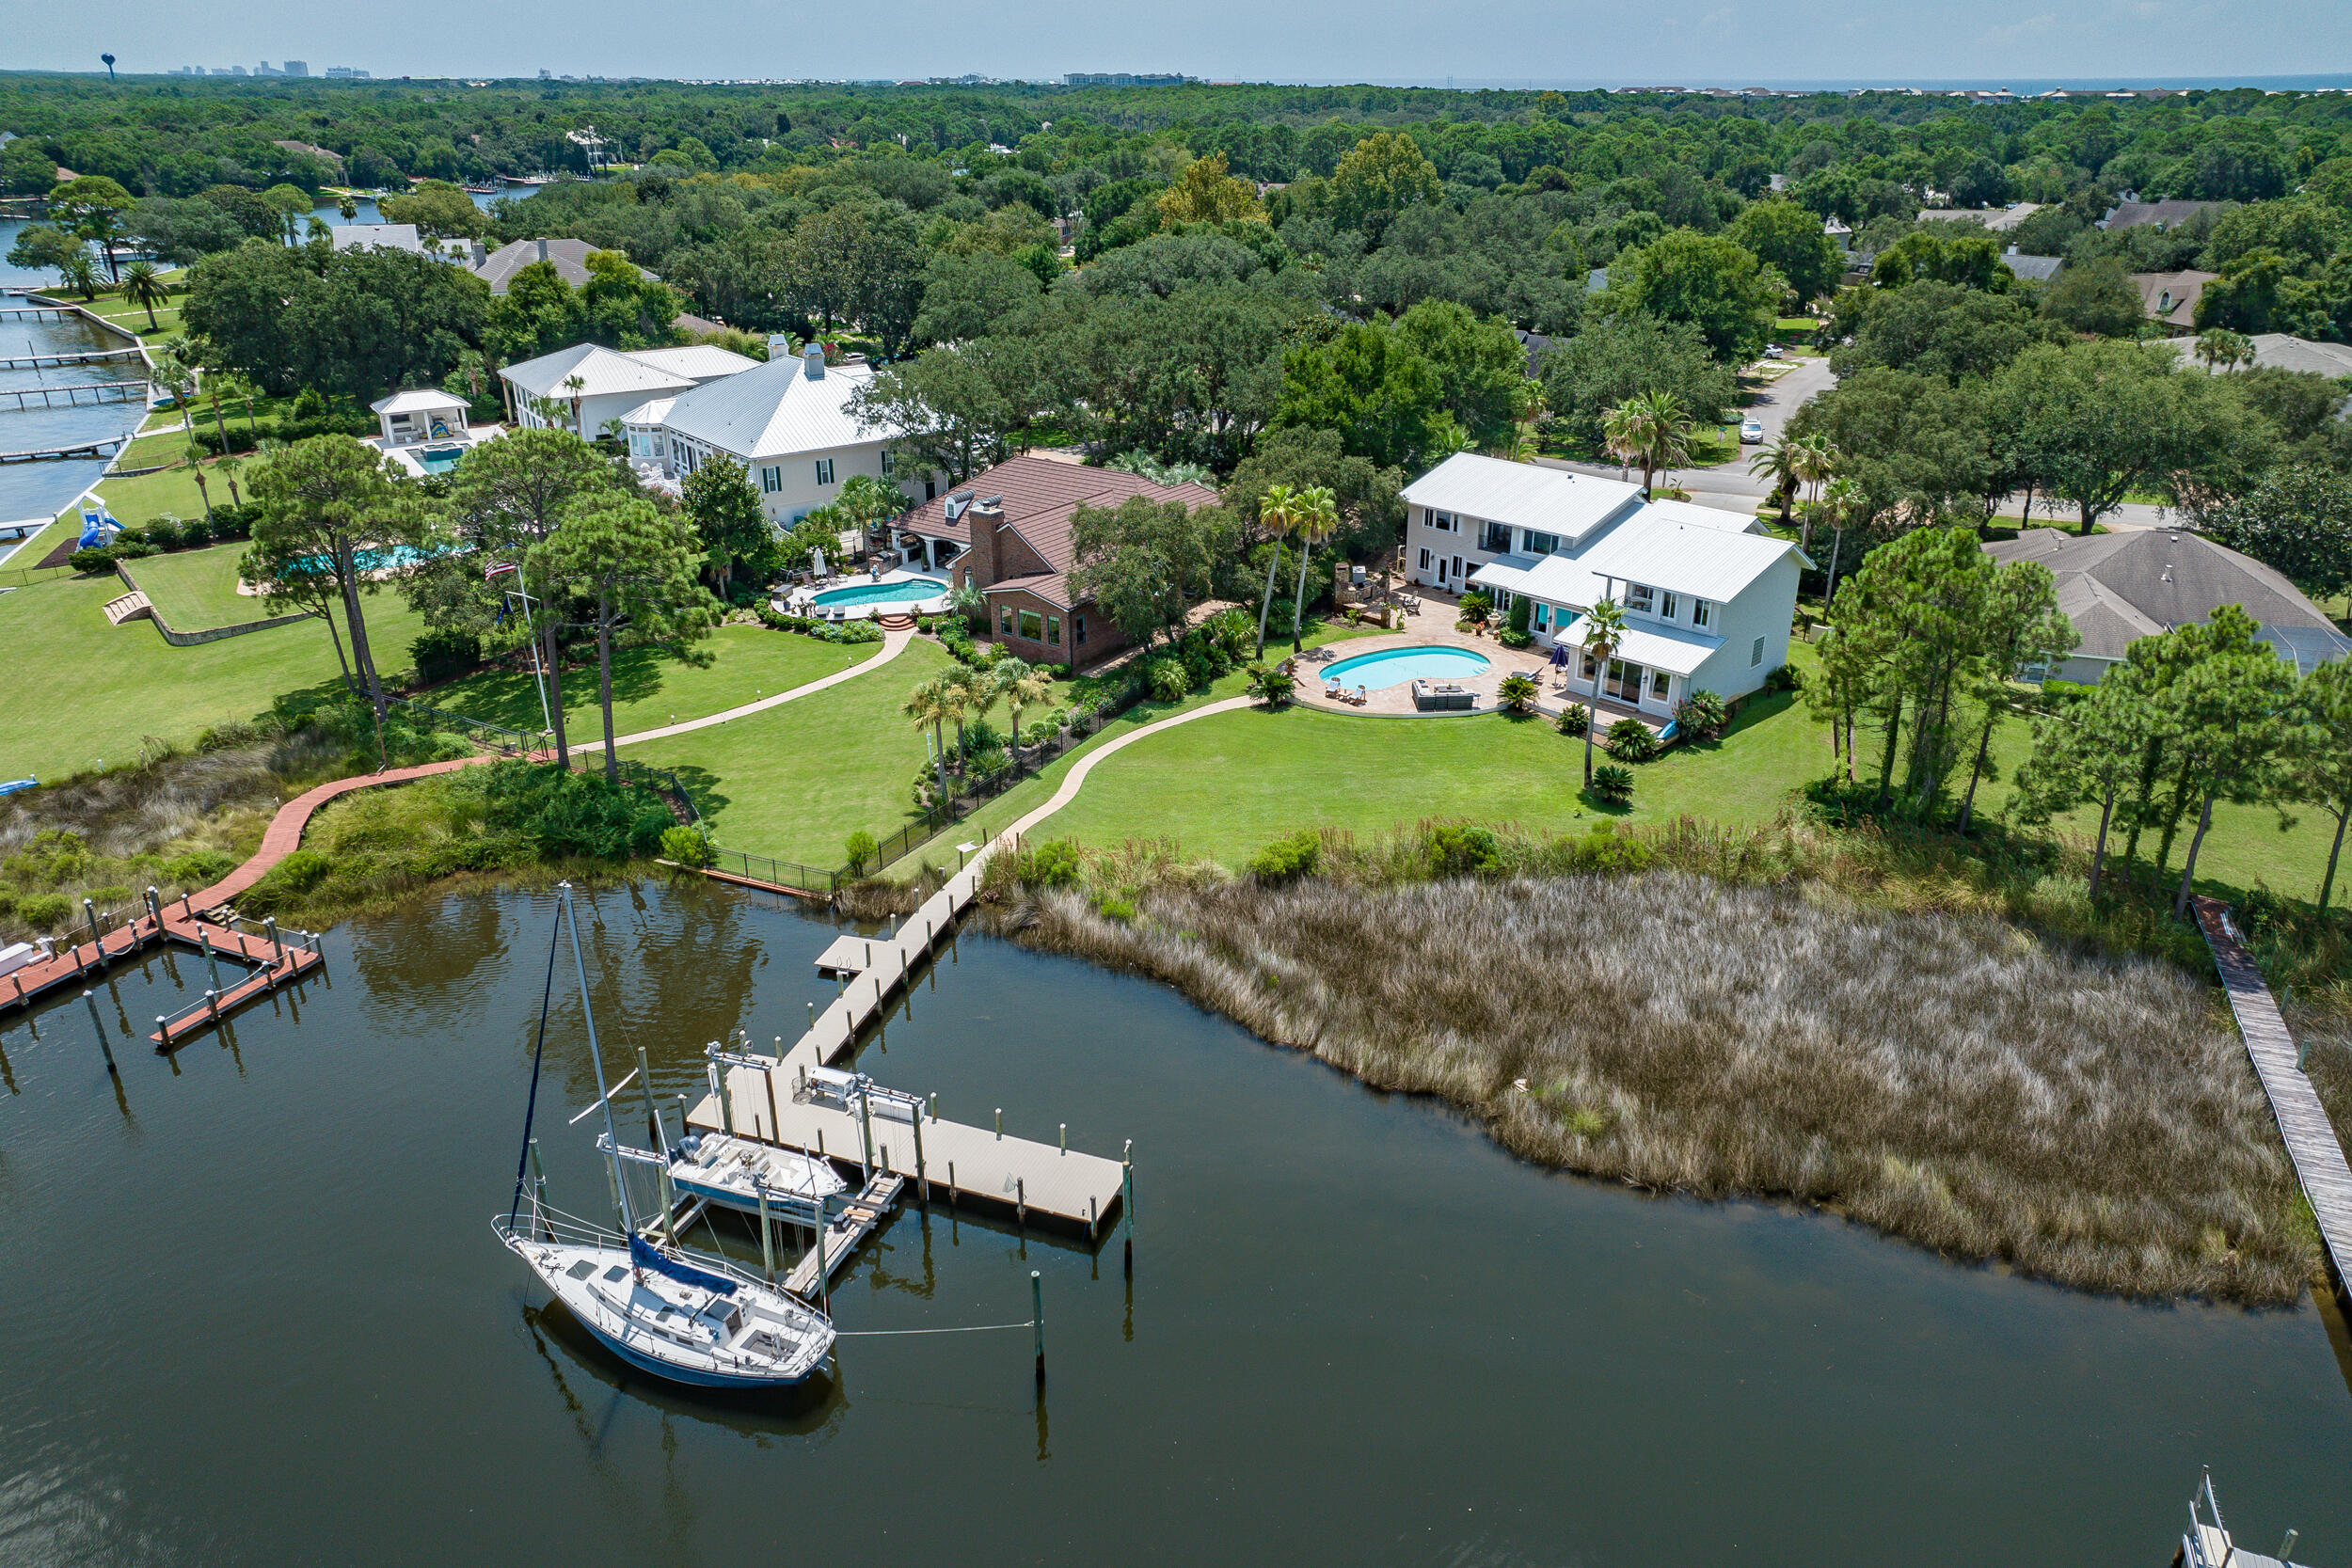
[1731,354,1836,451]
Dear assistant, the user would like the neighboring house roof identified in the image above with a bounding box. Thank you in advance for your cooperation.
[2130,270,2217,329]
[2103,199,2226,231]
[2156,332,2352,379]
[1982,527,2351,673]
[499,342,698,402]
[673,311,724,337]
[331,223,423,255]
[651,355,881,464]
[1577,511,1813,604]
[1584,267,1610,293]
[371,389,469,415]
[472,236,656,294]
[2000,252,2064,283]
[1401,454,1645,547]
[899,455,1219,606]
[1513,329,1555,379]
[1918,203,2043,232]
[273,138,343,168]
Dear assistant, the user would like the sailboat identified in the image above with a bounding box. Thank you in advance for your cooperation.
[494,884,835,1389]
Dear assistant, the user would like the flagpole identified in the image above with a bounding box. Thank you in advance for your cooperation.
[491,562,556,759]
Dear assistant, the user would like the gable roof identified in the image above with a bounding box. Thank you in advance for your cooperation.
[2103,198,2226,231]
[652,356,882,462]
[1401,454,1645,546]
[1983,527,2351,671]
[2000,252,2064,283]
[331,223,422,255]
[498,342,697,402]
[2130,270,2217,327]
[626,343,759,384]
[899,454,1219,579]
[1577,511,1812,603]
[471,236,656,294]
[1918,203,2042,232]
[371,388,469,415]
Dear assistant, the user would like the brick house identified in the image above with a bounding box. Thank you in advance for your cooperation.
[895,456,1219,669]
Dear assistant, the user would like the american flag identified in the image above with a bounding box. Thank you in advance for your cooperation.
[484,562,517,580]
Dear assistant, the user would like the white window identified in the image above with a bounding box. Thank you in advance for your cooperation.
[815,457,835,485]
[760,466,782,494]
[1523,531,1559,556]
[1660,592,1678,620]
[1751,636,1765,666]
[1427,509,1457,534]
[1625,583,1655,613]
[1417,547,1432,572]
[1533,604,1550,629]
[1692,600,1711,628]
[1651,669,1670,699]
[880,450,895,476]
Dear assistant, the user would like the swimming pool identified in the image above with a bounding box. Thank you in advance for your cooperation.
[1321,645,1493,689]
[809,576,948,608]
[414,446,465,474]
[284,542,441,578]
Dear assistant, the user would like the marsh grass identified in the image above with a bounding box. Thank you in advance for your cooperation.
[977,816,2319,1304]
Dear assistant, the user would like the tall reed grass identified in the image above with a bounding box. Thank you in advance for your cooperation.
[979,818,2319,1304]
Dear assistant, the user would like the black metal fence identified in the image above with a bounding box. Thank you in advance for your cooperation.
[706,847,839,898]
[386,693,543,755]
[614,758,703,825]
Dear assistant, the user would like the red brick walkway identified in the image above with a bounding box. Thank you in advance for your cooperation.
[186,754,501,907]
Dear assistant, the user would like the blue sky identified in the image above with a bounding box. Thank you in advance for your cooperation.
[18,0,2351,87]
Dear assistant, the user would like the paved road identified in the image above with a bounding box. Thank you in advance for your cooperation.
[1734,355,1836,449]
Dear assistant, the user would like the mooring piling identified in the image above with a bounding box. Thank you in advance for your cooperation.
[265,917,283,964]
[199,929,220,991]
[1123,1140,1135,1275]
[757,1185,776,1282]
[1032,1271,1045,1385]
[84,898,102,952]
[995,1107,1003,1140]
[1059,1122,1066,1156]
[81,990,116,1074]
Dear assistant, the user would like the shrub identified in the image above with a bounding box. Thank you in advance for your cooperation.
[1497,672,1539,711]
[1589,764,1635,803]
[843,830,878,874]
[1604,718,1659,763]
[1246,662,1292,705]
[111,538,155,560]
[482,762,670,860]
[660,826,712,867]
[1145,657,1188,704]
[1555,703,1590,736]
[1428,824,1502,878]
[139,519,183,550]
[12,893,71,930]
[1674,689,1728,741]
[1761,663,1799,693]
[1018,837,1084,888]
[1506,595,1532,635]
[252,848,334,902]
[410,628,482,686]
[1094,895,1136,922]
[1248,829,1322,882]
[1458,591,1492,625]
[162,848,238,886]
[175,515,213,546]
[69,547,115,574]
[1495,627,1533,649]
[965,745,1011,784]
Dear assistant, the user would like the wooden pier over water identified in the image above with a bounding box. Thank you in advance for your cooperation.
[682,851,1128,1245]
[0,379,148,411]
[2193,897,2352,1302]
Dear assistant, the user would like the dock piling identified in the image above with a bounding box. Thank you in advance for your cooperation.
[265,917,283,964]
[1032,1271,1044,1385]
[914,1112,927,1201]
[82,990,117,1074]
[200,930,219,991]
[1017,1177,1026,1227]
[84,898,102,952]
[205,989,219,1025]
[144,886,161,926]
[1059,1122,1066,1156]
[757,1185,776,1282]
[995,1107,1003,1140]
[1123,1140,1135,1275]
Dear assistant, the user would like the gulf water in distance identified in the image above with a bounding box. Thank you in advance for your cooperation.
[0,877,2344,1565]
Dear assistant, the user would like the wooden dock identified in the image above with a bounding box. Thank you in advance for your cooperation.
[0,379,147,411]
[2193,897,2352,1301]
[0,891,326,1049]
[684,850,1128,1242]
[0,435,126,464]
[783,1173,906,1295]
[0,346,147,370]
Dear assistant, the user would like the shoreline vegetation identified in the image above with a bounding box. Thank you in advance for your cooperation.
[973,816,2344,1306]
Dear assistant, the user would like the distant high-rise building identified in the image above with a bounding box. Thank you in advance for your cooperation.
[539,68,552,80]
[1064,71,1187,87]
[255,62,280,76]
[282,60,309,77]
[325,66,370,80]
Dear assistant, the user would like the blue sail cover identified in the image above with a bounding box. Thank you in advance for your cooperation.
[628,1232,738,1297]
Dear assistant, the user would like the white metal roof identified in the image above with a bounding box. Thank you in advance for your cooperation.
[1634,497,1767,535]
[499,343,697,401]
[627,344,761,384]
[654,356,891,463]
[1577,513,1811,603]
[370,388,469,414]
[1558,615,1725,676]
[1468,551,1607,609]
[1401,454,1645,545]
[618,396,676,428]
[330,223,422,253]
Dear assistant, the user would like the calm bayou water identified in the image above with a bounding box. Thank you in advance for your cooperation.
[0,311,139,531]
[0,879,2345,1566]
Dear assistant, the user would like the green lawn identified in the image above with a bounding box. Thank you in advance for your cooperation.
[624,639,955,864]
[428,623,879,739]
[119,544,262,630]
[0,570,426,782]
[75,464,217,531]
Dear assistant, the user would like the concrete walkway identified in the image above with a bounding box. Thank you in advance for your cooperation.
[1004,695,1257,841]
[569,625,915,756]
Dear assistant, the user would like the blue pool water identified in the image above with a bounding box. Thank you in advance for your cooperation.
[285,543,438,578]
[811,576,948,608]
[415,446,465,474]
[1321,645,1493,689]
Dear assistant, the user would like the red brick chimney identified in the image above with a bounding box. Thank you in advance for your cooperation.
[964,494,1003,589]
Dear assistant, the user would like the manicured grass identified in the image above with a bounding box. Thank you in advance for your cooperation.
[69,463,218,531]
[623,639,955,864]
[116,428,198,469]
[427,623,879,740]
[119,544,263,630]
[0,569,428,782]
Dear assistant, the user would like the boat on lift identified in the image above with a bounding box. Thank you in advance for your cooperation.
[494,883,835,1389]
[666,1130,846,1216]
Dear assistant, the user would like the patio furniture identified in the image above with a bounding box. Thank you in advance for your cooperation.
[1411,680,1473,712]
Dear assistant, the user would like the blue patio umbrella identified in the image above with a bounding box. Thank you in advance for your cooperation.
[1549,641,1568,668]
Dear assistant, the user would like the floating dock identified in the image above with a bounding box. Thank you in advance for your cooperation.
[684,852,1128,1244]
[2194,896,2352,1304]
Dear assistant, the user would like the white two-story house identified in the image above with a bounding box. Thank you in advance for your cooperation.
[1403,454,1809,716]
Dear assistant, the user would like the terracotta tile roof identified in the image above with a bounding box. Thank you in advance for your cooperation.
[899,454,1219,575]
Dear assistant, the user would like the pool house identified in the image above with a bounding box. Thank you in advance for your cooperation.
[1403,454,1809,716]
[367,389,506,478]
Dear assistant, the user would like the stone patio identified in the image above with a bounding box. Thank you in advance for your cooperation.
[1287,611,1666,732]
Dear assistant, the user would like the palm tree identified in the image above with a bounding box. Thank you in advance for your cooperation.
[57,253,100,301]
[936,663,982,754]
[2193,327,2251,374]
[1819,476,1863,604]
[563,373,587,436]
[995,658,1053,755]
[217,455,243,510]
[1745,436,1803,517]
[1578,598,1627,786]
[901,677,950,805]
[338,193,358,220]
[119,261,167,332]
[183,441,214,519]
[1288,485,1340,655]
[1601,391,1692,495]
[1789,433,1836,549]
[1253,482,1297,659]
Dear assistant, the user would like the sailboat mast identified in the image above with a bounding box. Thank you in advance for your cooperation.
[560,883,635,1237]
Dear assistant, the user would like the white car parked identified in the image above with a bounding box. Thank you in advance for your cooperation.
[1739,419,1766,444]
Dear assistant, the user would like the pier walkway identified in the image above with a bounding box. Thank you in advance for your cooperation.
[0,891,324,1047]
[2193,897,2352,1300]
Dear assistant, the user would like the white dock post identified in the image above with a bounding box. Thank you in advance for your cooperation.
[807,1001,815,1028]
[812,1209,829,1311]
[995,1107,1003,1140]
[1059,1123,1066,1156]
[913,1112,927,1201]
[1123,1140,1135,1275]
[205,989,219,1025]
[145,885,161,927]
[84,898,102,953]
[200,929,220,991]
[81,990,116,1073]
[858,1089,875,1181]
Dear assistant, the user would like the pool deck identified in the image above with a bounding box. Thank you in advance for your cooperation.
[1289,620,1664,732]
[782,568,950,623]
